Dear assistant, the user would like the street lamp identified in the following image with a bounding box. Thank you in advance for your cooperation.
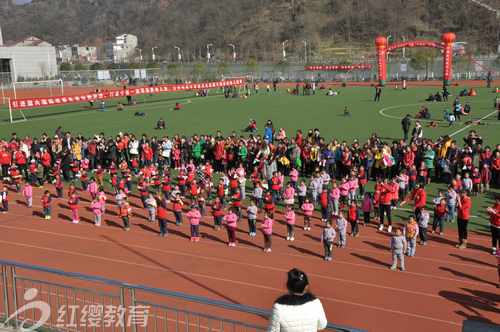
[229,44,236,61]
[401,35,406,59]
[151,46,157,61]
[207,44,213,61]
[174,46,181,61]
[386,35,391,59]
[282,40,288,60]
[302,40,307,62]
[136,48,142,61]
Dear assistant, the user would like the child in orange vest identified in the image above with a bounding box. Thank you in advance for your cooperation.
[118,196,132,231]
[69,192,79,224]
[348,201,360,237]
[403,215,419,257]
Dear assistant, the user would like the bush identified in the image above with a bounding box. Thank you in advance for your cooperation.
[59,62,71,71]
[107,63,120,70]
[146,62,160,69]
[410,53,430,71]
[128,63,141,69]
[89,62,103,70]
[168,64,180,69]
[73,62,86,71]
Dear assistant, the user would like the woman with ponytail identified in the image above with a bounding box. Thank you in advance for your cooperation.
[267,268,327,331]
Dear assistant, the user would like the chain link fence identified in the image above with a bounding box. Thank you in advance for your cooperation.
[1,57,499,90]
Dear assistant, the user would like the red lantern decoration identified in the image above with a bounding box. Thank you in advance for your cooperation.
[442,33,456,44]
[374,37,387,48]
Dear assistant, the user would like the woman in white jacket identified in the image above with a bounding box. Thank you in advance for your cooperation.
[267,268,327,332]
[128,135,139,159]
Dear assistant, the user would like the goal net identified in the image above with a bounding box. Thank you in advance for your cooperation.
[13,79,64,100]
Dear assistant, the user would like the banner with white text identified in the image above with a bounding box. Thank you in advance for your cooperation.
[10,79,245,109]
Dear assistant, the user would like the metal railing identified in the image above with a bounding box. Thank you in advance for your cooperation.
[0,260,365,332]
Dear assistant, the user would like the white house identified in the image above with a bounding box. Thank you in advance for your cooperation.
[105,34,138,62]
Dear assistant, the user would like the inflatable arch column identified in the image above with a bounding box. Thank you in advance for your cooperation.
[374,37,387,86]
[442,33,456,86]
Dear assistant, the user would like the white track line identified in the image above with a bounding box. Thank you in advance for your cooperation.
[0,224,496,310]
[0,223,494,272]
[0,228,493,288]
[0,240,465,327]
[0,97,196,126]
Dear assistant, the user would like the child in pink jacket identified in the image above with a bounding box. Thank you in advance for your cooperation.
[283,182,295,207]
[301,197,314,231]
[347,176,358,205]
[22,181,33,207]
[289,166,299,191]
[223,207,238,247]
[361,193,373,226]
[338,178,350,210]
[262,212,274,252]
[329,183,340,216]
[89,178,98,200]
[90,197,102,226]
[284,205,296,241]
[187,204,202,241]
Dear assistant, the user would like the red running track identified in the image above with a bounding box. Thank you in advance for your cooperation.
[0,182,498,331]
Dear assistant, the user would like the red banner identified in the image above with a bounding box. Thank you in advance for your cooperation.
[10,79,245,109]
[306,65,372,71]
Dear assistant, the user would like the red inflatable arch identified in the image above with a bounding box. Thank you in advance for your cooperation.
[375,33,456,86]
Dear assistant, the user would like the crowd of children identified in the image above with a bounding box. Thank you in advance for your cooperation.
[1,114,500,283]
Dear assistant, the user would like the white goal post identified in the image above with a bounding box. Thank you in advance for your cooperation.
[13,79,64,100]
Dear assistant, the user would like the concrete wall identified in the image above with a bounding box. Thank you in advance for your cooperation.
[0,46,57,81]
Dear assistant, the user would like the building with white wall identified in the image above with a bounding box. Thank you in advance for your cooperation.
[0,32,57,82]
[57,44,98,63]
[105,34,138,62]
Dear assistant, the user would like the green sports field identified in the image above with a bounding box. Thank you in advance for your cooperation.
[0,84,498,232]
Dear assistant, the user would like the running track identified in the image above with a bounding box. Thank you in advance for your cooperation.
[0,183,498,331]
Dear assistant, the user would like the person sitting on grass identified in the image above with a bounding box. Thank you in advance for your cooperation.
[425,93,435,102]
[415,107,430,119]
[244,119,258,132]
[157,118,165,130]
[344,107,351,117]
[170,103,181,111]
[117,102,124,111]
[434,91,442,102]
[134,112,147,116]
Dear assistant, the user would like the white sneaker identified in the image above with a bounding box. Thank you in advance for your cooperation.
[378,224,384,231]
[387,225,392,233]
[72,220,79,224]
[286,236,290,241]
[290,237,295,241]
[307,227,311,231]
[493,247,497,255]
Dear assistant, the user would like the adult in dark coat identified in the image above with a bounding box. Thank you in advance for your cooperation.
[401,114,411,141]
[59,149,72,182]
[374,86,382,101]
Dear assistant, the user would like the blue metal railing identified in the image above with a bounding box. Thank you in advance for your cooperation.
[0,259,366,332]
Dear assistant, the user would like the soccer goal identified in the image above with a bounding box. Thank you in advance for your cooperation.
[0,97,26,123]
[13,79,64,100]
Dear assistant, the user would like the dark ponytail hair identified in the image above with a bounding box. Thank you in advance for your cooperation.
[286,268,308,294]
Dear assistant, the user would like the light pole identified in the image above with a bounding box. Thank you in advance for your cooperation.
[282,40,288,60]
[151,46,157,61]
[174,46,181,62]
[206,44,212,61]
[386,35,391,59]
[401,35,406,59]
[136,48,142,61]
[301,40,307,62]
[229,44,236,61]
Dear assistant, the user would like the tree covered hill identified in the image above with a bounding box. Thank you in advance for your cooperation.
[1,0,498,61]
